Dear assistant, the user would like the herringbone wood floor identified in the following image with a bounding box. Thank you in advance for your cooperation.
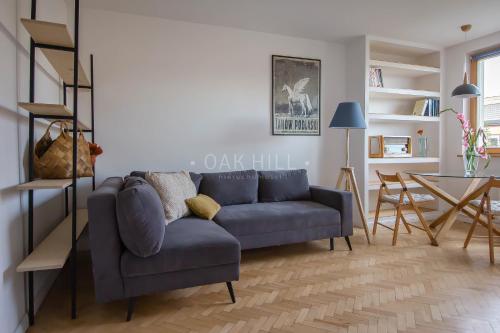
[29,221,500,333]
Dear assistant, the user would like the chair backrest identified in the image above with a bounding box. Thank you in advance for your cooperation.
[456,176,499,210]
[376,170,408,195]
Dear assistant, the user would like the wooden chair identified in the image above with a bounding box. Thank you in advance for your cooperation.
[372,171,437,246]
[463,176,500,264]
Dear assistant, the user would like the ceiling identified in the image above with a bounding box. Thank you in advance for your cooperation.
[81,0,500,47]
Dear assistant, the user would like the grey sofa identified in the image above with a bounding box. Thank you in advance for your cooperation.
[87,169,352,320]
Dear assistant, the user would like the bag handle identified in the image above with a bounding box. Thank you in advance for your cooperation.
[42,120,67,137]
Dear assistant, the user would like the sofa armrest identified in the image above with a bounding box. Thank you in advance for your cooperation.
[87,177,125,302]
[310,185,353,236]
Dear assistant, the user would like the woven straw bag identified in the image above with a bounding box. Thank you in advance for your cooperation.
[34,121,94,179]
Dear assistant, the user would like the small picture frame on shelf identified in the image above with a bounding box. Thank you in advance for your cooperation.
[369,135,384,158]
[369,67,383,88]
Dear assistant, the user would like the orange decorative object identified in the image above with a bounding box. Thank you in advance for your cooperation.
[88,143,103,166]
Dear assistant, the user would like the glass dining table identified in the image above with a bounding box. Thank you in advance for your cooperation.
[405,171,498,245]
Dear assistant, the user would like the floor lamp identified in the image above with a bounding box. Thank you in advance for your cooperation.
[329,102,371,244]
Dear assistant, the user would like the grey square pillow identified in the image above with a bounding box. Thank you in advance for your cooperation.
[200,170,258,206]
[258,169,311,202]
[117,181,166,258]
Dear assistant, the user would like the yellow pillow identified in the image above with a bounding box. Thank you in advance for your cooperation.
[185,194,221,220]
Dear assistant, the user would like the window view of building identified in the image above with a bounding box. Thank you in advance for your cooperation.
[478,54,500,147]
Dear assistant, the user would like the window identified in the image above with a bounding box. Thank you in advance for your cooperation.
[471,47,500,152]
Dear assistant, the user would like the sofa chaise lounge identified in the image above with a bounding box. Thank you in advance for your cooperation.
[87,169,353,320]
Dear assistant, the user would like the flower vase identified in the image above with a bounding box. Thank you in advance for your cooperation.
[463,148,479,176]
[416,136,428,157]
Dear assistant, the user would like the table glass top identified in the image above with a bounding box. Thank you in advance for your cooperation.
[405,171,498,179]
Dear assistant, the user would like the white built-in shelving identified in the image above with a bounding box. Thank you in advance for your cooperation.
[368,157,440,165]
[346,36,442,214]
[369,87,440,99]
[369,60,440,77]
[367,179,423,191]
[369,113,439,123]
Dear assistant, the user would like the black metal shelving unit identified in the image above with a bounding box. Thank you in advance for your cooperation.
[17,0,95,325]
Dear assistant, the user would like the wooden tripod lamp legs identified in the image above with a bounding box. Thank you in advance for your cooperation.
[336,167,371,244]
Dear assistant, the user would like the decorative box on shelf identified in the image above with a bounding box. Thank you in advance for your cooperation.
[369,135,412,158]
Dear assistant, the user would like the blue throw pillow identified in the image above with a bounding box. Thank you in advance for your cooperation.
[200,170,258,206]
[117,181,166,257]
[258,169,311,202]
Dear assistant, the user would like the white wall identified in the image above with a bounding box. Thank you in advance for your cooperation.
[442,31,500,197]
[1,1,72,332]
[79,9,347,186]
[0,2,24,332]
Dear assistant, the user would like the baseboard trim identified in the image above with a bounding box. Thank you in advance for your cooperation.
[13,315,29,333]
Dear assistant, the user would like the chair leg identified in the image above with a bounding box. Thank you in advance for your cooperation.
[330,238,334,251]
[392,205,402,246]
[126,297,136,322]
[344,236,352,251]
[488,210,495,264]
[401,214,412,234]
[372,199,382,235]
[226,282,236,303]
[411,203,438,246]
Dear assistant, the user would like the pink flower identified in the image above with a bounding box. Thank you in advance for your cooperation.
[477,146,488,159]
[456,113,465,122]
[462,120,471,131]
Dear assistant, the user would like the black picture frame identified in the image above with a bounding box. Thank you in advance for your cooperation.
[272,55,321,136]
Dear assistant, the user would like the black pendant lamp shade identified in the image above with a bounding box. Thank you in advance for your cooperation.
[452,72,480,98]
[452,24,481,99]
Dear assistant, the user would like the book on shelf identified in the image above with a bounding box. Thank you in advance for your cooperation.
[412,98,440,117]
[369,67,383,88]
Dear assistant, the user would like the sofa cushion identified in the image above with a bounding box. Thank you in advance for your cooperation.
[258,169,311,202]
[130,171,203,192]
[200,170,258,206]
[146,171,197,224]
[121,217,240,278]
[116,181,166,258]
[185,194,221,220]
[213,201,340,237]
[123,176,148,188]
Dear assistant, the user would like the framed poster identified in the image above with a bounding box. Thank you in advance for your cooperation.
[272,55,321,136]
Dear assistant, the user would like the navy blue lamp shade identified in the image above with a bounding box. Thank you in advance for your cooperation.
[452,82,480,98]
[452,73,480,98]
[329,102,366,129]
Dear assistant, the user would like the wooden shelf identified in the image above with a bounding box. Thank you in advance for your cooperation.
[368,157,440,165]
[18,102,91,130]
[370,60,440,78]
[17,209,88,272]
[368,113,440,123]
[368,179,423,191]
[19,102,72,116]
[21,19,90,86]
[369,87,440,99]
[21,18,73,47]
[17,179,73,190]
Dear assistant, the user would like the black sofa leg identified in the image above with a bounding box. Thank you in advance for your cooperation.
[226,282,236,303]
[126,297,136,322]
[345,236,353,251]
[330,238,334,251]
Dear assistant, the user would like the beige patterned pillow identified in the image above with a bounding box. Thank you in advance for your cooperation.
[146,171,197,224]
